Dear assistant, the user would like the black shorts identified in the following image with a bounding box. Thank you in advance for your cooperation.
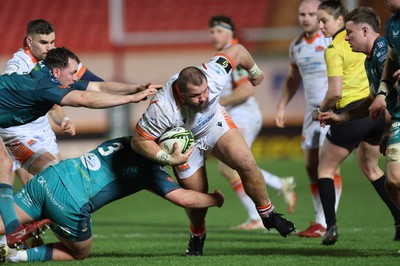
[326,100,385,151]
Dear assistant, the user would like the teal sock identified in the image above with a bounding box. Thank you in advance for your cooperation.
[27,243,53,262]
[0,183,20,234]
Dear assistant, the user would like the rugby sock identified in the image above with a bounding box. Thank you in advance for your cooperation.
[230,178,260,221]
[318,178,336,228]
[26,244,53,262]
[0,183,20,234]
[310,183,326,227]
[261,169,282,190]
[256,202,274,218]
[333,174,342,212]
[372,175,400,224]
[190,222,206,237]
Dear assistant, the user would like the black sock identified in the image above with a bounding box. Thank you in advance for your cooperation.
[372,175,400,224]
[318,178,336,228]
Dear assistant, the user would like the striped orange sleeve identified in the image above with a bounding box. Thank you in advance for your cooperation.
[77,64,87,79]
[215,53,235,69]
[135,124,157,141]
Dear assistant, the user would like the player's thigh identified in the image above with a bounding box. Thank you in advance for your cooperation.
[212,128,256,171]
[318,138,350,178]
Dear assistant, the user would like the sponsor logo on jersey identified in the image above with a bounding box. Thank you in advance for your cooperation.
[80,153,101,171]
[327,44,334,49]
[4,64,19,73]
[315,45,325,51]
[392,30,399,38]
[216,57,232,73]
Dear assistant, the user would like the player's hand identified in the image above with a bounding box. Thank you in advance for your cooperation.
[60,118,76,136]
[137,82,163,92]
[169,143,194,166]
[213,189,224,207]
[318,111,342,127]
[275,110,286,128]
[379,135,389,156]
[369,95,387,121]
[130,87,158,103]
[248,71,264,86]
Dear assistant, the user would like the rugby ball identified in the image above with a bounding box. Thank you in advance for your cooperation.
[158,127,194,154]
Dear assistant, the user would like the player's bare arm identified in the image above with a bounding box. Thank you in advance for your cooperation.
[219,81,254,107]
[48,105,76,136]
[131,132,193,166]
[60,88,157,108]
[86,81,162,95]
[219,44,264,86]
[275,66,302,128]
[312,76,343,121]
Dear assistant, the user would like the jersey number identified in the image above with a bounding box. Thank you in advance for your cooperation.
[98,142,123,156]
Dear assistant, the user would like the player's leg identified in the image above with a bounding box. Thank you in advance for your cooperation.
[164,188,224,208]
[219,162,264,230]
[358,141,400,240]
[1,235,92,262]
[213,128,295,236]
[0,139,20,235]
[175,163,208,256]
[318,139,350,245]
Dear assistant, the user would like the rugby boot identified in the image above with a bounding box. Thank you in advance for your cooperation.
[321,224,338,245]
[262,211,296,237]
[185,233,206,256]
[6,219,51,248]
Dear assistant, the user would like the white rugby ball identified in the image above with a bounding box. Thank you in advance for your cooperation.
[158,127,194,154]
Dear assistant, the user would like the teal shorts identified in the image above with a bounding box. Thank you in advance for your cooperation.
[14,167,92,242]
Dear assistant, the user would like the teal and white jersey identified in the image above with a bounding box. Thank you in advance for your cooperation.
[0,62,88,128]
[384,12,400,118]
[51,136,179,212]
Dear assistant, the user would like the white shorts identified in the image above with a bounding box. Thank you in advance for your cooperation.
[0,126,59,171]
[301,108,329,150]
[227,105,262,148]
[174,109,236,179]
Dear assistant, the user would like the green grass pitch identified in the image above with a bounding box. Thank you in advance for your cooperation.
[23,155,400,265]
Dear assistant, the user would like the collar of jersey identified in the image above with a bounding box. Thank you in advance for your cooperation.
[23,48,39,64]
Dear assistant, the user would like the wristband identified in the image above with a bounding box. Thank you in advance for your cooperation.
[248,63,262,79]
[156,150,171,165]
[62,116,71,122]
[377,81,390,97]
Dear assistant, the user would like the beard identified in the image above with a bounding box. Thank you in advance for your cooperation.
[186,99,209,112]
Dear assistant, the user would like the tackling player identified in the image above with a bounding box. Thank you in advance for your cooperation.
[0,136,225,262]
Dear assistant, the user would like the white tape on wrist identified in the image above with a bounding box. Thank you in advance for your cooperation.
[62,116,71,122]
[248,63,261,79]
[156,150,171,165]
[377,81,389,97]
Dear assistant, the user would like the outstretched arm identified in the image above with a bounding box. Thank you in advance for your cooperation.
[220,44,264,86]
[275,66,302,128]
[86,81,162,95]
[165,189,224,208]
[60,87,158,108]
[48,105,76,136]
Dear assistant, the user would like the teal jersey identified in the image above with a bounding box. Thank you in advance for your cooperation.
[0,61,88,128]
[365,36,397,117]
[384,12,400,118]
[51,136,179,212]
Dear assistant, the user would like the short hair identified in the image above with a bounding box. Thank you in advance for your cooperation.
[26,19,55,36]
[44,47,80,70]
[23,19,55,48]
[209,15,236,34]
[176,67,207,92]
[318,0,348,19]
[344,7,381,33]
